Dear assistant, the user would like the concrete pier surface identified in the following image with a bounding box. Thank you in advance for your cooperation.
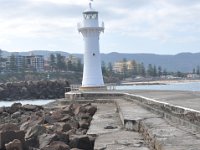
[128,90,200,111]
[65,90,200,150]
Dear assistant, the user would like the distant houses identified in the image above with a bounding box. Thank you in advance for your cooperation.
[6,53,44,72]
[0,53,82,73]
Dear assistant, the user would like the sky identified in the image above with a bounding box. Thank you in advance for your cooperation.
[0,0,200,54]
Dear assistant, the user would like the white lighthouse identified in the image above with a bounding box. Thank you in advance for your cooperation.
[77,1,105,90]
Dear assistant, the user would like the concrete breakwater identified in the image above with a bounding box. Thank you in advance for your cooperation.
[65,91,200,149]
[0,80,70,100]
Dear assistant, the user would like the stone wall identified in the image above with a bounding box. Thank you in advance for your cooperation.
[0,80,70,100]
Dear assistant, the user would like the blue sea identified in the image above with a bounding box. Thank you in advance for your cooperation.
[116,82,200,91]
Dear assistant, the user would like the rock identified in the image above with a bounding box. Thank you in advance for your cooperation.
[25,125,46,148]
[11,111,21,119]
[44,115,56,124]
[55,132,69,144]
[74,105,87,115]
[41,141,70,150]
[20,115,44,131]
[69,135,93,150]
[60,114,71,122]
[5,139,22,150]
[86,105,97,116]
[52,123,71,132]
[0,123,19,132]
[0,107,4,114]
[10,103,22,114]
[0,130,25,149]
[68,119,79,129]
[39,133,57,149]
[62,107,74,116]
[79,120,89,129]
[23,104,43,111]
[51,110,64,121]
[25,125,46,140]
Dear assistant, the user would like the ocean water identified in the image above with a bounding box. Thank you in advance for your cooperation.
[0,99,55,107]
[116,82,200,91]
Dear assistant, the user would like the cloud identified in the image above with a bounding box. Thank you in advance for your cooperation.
[0,0,199,53]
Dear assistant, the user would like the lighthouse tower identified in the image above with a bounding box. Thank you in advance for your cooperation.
[78,1,105,90]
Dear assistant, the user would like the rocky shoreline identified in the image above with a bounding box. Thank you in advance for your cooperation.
[0,101,97,150]
[0,80,70,101]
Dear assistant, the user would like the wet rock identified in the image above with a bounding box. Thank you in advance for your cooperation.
[5,139,22,150]
[69,135,93,150]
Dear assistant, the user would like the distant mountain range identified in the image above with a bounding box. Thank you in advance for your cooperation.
[1,50,200,72]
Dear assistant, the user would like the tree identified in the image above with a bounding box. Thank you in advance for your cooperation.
[158,66,162,77]
[56,53,66,71]
[163,69,167,76]
[107,62,113,73]
[153,65,157,77]
[101,61,106,74]
[9,54,17,72]
[147,64,154,76]
[196,66,200,75]
[76,58,83,72]
[193,68,196,74]
[50,54,56,71]
[122,58,128,78]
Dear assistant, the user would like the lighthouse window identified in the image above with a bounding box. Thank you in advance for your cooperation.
[83,13,98,19]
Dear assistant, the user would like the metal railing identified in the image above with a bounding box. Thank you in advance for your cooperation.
[65,83,117,92]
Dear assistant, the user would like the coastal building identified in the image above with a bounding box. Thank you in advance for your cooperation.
[7,53,25,72]
[77,0,105,89]
[113,60,136,73]
[66,55,79,65]
[26,55,44,72]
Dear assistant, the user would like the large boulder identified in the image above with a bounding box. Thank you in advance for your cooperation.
[0,130,25,150]
[5,139,22,150]
[10,103,22,114]
[69,135,93,150]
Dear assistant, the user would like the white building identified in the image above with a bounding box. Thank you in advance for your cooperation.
[77,1,105,89]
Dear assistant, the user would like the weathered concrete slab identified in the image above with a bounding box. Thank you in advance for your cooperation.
[115,99,159,131]
[87,103,122,136]
[94,130,150,150]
